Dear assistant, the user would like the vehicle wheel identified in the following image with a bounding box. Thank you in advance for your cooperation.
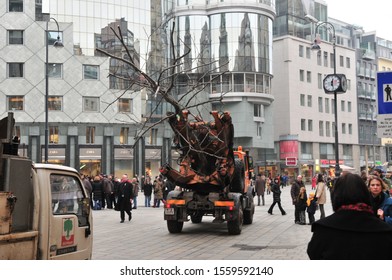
[227,207,243,235]
[243,202,255,225]
[167,220,184,233]
[191,212,203,223]
[230,159,244,193]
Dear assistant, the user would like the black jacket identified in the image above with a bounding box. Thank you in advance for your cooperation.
[307,210,392,259]
[117,181,134,212]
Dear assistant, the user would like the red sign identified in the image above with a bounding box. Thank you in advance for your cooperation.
[286,157,297,166]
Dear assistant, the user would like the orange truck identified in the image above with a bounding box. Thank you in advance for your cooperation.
[0,113,93,259]
[160,110,255,235]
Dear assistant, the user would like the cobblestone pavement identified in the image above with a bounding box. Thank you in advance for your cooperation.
[92,184,332,260]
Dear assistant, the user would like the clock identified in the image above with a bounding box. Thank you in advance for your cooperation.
[323,74,347,93]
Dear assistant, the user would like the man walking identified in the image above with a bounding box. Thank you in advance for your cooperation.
[117,174,134,223]
[255,174,266,206]
[291,175,305,224]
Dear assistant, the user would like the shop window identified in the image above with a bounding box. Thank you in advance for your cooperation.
[49,126,59,144]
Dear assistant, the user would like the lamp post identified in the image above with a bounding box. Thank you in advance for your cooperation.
[45,18,63,163]
[307,17,346,177]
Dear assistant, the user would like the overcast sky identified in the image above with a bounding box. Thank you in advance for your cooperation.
[326,0,391,40]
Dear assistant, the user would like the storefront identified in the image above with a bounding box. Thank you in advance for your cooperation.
[79,147,101,177]
[114,147,133,179]
[41,147,66,165]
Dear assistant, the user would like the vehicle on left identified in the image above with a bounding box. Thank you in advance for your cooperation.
[0,113,93,260]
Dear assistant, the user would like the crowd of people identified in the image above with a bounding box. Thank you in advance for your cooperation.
[81,173,175,223]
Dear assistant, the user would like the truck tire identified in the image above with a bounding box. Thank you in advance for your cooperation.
[230,159,244,193]
[243,203,255,224]
[167,220,184,233]
[227,207,243,235]
[191,212,203,223]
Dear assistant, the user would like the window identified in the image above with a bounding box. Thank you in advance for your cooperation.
[306,71,311,83]
[318,73,322,89]
[326,121,330,137]
[308,120,313,131]
[49,126,59,144]
[307,95,312,107]
[120,127,129,145]
[330,53,335,69]
[48,96,62,111]
[317,50,322,65]
[332,98,335,114]
[50,174,89,227]
[325,98,329,113]
[86,126,95,144]
[9,0,23,12]
[301,119,306,131]
[299,70,304,81]
[318,97,323,112]
[7,96,24,111]
[300,94,305,106]
[332,122,335,137]
[299,45,304,57]
[83,97,99,112]
[8,63,24,77]
[341,100,345,112]
[319,121,324,136]
[149,128,158,145]
[257,123,262,138]
[83,65,99,80]
[348,101,352,112]
[47,63,62,78]
[306,47,311,59]
[342,123,346,134]
[346,57,351,68]
[323,52,328,67]
[8,30,23,44]
[47,31,63,46]
[349,124,352,135]
[254,104,263,117]
[118,98,132,113]
[340,55,344,67]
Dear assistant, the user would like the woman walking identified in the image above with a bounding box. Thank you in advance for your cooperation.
[315,173,327,219]
[267,177,286,215]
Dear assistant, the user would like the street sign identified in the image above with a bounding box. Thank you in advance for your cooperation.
[377,72,392,137]
[286,157,297,166]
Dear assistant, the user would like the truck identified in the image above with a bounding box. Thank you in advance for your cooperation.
[160,110,255,235]
[0,113,93,259]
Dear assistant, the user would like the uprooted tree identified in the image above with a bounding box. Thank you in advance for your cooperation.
[96,20,238,190]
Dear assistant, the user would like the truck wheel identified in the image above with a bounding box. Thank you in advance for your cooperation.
[227,207,243,235]
[167,220,184,233]
[230,159,244,192]
[191,212,203,223]
[243,195,255,224]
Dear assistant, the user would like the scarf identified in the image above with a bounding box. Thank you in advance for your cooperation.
[336,203,374,215]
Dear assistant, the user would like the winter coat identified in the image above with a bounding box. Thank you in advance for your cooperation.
[255,177,266,195]
[296,192,308,211]
[307,199,317,215]
[270,183,281,202]
[307,209,392,259]
[370,192,392,225]
[92,180,104,202]
[154,179,164,200]
[143,182,153,196]
[315,181,327,205]
[291,180,304,205]
[117,180,134,212]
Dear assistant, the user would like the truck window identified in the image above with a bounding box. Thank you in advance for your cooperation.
[50,174,89,227]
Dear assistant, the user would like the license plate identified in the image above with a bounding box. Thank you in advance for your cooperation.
[164,208,174,215]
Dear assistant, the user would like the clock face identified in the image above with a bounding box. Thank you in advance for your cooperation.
[323,75,340,92]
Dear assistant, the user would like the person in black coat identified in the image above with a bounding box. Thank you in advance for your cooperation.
[143,176,153,207]
[91,175,104,210]
[117,174,134,223]
[267,178,286,215]
[307,173,392,260]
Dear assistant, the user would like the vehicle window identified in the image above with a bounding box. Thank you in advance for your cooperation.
[50,174,89,226]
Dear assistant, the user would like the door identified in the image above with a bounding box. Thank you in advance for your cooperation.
[49,173,92,259]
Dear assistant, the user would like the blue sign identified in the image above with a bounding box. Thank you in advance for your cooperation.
[378,71,392,114]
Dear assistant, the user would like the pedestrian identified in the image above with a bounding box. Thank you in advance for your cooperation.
[267,177,286,215]
[143,175,153,207]
[311,175,317,190]
[315,173,327,219]
[368,175,392,225]
[291,175,305,224]
[153,175,164,208]
[266,175,271,195]
[371,169,391,196]
[81,174,93,208]
[306,192,317,225]
[255,174,266,206]
[103,174,114,209]
[117,174,133,223]
[131,177,139,209]
[307,173,392,259]
[296,186,307,225]
[91,175,104,210]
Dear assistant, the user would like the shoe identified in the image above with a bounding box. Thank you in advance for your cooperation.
[281,212,286,215]
[299,222,306,225]
[132,207,137,209]
[295,221,300,224]
[128,214,132,221]
[267,211,272,215]
[120,220,124,223]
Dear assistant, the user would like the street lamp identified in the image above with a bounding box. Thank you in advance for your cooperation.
[45,18,63,163]
[306,16,347,177]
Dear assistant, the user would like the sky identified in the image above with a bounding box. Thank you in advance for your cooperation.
[325,0,391,40]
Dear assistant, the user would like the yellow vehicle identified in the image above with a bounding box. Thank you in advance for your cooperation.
[160,110,255,235]
[0,113,92,259]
